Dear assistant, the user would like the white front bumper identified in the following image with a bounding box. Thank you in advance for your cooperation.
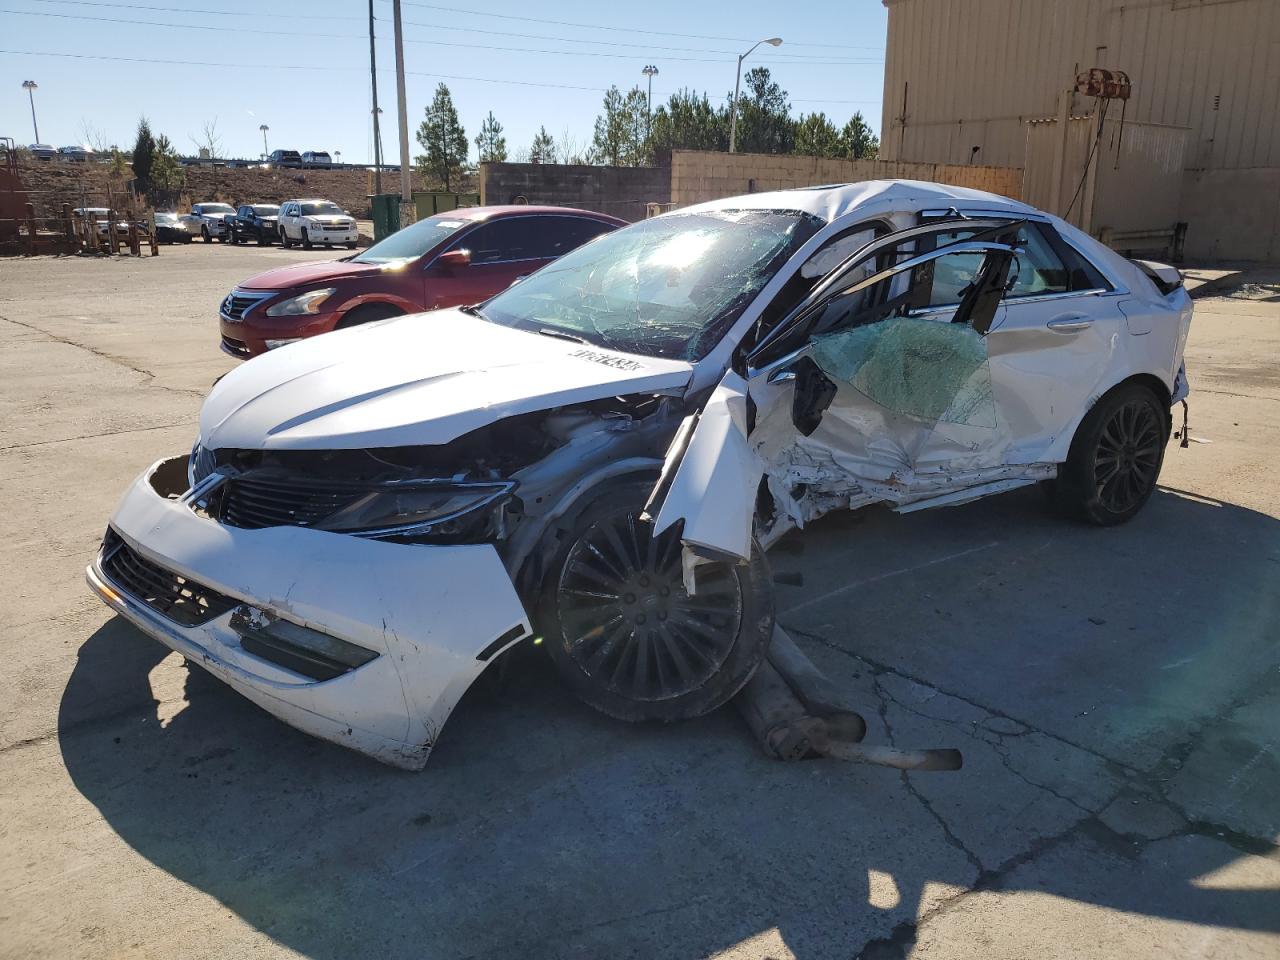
[86,458,531,769]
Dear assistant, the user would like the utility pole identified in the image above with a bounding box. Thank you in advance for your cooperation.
[22,81,40,143]
[392,0,413,226]
[368,0,382,194]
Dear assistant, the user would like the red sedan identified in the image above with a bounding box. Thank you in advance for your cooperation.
[218,205,625,359]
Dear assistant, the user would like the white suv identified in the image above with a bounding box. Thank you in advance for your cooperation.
[278,199,358,250]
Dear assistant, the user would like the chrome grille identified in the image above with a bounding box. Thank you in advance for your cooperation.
[220,290,272,322]
[100,529,237,627]
[218,474,365,530]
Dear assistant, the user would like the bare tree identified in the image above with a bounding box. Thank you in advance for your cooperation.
[79,120,113,153]
[556,127,588,165]
[189,118,224,160]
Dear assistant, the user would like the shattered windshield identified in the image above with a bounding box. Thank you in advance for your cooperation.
[479,209,823,360]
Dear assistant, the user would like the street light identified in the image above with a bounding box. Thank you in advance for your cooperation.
[22,80,40,143]
[259,123,269,159]
[641,64,659,138]
[728,37,781,154]
[335,149,342,167]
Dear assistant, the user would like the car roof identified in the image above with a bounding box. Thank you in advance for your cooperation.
[447,205,627,225]
[679,179,1034,224]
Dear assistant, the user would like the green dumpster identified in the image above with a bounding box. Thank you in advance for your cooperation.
[369,193,401,242]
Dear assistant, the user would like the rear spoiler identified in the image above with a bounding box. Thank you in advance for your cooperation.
[1132,259,1184,296]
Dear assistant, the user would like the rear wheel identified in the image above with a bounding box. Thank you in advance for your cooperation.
[538,480,774,722]
[1055,383,1169,526]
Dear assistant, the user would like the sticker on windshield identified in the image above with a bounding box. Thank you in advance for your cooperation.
[436,220,465,229]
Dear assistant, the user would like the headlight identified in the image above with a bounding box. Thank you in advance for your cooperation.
[318,482,515,539]
[265,288,337,316]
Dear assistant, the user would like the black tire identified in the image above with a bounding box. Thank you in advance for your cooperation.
[302,228,313,250]
[335,303,404,329]
[1054,382,1169,526]
[280,227,292,249]
[182,234,193,244]
[228,228,238,244]
[346,241,358,250]
[257,231,269,246]
[537,479,774,723]
[201,225,211,243]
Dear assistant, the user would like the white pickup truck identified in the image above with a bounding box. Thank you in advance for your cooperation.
[187,202,236,243]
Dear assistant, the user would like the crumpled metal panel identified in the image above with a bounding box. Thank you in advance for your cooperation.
[809,318,997,428]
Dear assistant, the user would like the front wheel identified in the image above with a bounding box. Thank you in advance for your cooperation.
[201,225,211,243]
[301,228,313,250]
[346,241,358,250]
[280,227,292,249]
[1054,383,1169,526]
[537,480,774,723]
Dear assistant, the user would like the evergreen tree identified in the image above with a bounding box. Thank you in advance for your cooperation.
[794,112,844,158]
[131,117,156,191]
[840,112,879,159]
[474,111,507,163]
[529,126,556,164]
[730,68,794,154]
[414,83,468,190]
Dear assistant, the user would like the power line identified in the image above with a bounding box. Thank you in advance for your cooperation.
[1,8,880,65]
[22,0,359,19]
[20,0,882,61]
[379,0,884,51]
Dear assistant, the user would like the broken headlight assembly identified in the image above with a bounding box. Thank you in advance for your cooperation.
[315,480,516,542]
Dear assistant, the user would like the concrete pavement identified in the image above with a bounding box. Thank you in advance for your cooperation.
[0,245,1276,960]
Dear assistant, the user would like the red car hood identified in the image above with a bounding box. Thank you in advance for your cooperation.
[239,258,384,290]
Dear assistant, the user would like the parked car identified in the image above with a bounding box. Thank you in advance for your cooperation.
[89,181,1193,770]
[219,205,622,358]
[28,143,56,160]
[228,204,281,245]
[152,211,194,244]
[190,202,236,242]
[301,151,332,169]
[72,207,131,239]
[276,198,358,250]
[268,149,302,168]
[57,145,92,162]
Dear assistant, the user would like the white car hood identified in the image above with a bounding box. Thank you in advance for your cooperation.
[200,310,693,450]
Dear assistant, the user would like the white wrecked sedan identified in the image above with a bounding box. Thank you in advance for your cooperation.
[88,181,1192,769]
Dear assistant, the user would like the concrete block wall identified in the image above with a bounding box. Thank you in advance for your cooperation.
[669,150,1023,207]
[479,162,670,222]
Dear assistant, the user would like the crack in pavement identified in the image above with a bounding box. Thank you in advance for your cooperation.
[788,625,1280,958]
[0,312,207,399]
[0,420,193,452]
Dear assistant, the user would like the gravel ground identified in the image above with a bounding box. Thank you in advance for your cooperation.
[0,245,1277,960]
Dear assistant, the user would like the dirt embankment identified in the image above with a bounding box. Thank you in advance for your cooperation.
[15,161,441,219]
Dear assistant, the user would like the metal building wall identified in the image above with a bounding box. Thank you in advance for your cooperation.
[880,0,1280,259]
[881,0,1280,171]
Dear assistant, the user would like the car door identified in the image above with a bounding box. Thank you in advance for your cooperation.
[423,217,539,309]
[648,221,1023,562]
[910,219,1123,464]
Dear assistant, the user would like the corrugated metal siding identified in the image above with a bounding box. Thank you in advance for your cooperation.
[882,0,1279,172]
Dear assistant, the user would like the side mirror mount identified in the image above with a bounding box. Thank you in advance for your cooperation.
[435,248,471,272]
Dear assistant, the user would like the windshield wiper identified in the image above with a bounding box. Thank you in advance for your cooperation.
[458,304,489,320]
[535,327,586,344]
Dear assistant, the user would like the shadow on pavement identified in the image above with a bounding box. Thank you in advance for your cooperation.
[58,487,1280,959]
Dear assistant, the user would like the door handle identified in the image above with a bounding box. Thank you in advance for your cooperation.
[767,367,797,384]
[1046,314,1093,332]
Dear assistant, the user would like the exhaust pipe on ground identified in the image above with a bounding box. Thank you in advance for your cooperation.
[735,627,962,772]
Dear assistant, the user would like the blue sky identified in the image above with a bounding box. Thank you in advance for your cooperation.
[1,0,888,163]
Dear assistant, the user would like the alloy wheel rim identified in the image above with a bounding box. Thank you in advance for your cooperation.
[1094,400,1161,512]
[556,511,743,702]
